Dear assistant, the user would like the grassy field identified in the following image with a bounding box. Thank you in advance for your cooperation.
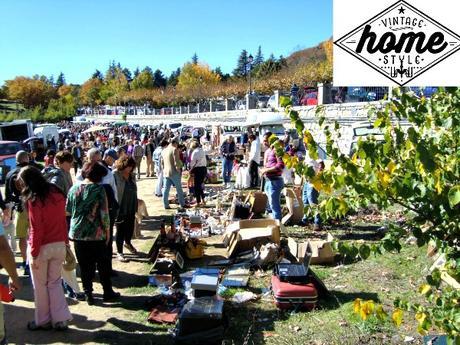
[116,222,431,345]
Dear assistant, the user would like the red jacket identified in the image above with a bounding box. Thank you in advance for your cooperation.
[28,189,69,258]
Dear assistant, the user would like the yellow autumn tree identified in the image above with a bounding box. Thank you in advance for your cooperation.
[178,62,221,100]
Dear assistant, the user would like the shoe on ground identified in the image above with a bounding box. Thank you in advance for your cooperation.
[27,321,52,331]
[313,224,322,231]
[124,243,138,255]
[85,293,95,306]
[53,321,68,331]
[117,253,129,262]
[103,291,121,302]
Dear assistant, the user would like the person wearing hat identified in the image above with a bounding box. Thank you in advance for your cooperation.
[5,151,31,275]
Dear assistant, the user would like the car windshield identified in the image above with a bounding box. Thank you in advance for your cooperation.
[353,126,382,137]
[261,125,285,136]
[169,123,181,129]
[259,96,269,101]
[0,143,23,156]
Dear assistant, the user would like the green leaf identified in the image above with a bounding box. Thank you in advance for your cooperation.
[448,185,460,208]
[416,142,436,172]
[359,244,371,260]
[280,96,292,107]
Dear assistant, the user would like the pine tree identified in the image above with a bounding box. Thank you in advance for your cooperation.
[106,60,117,80]
[192,53,199,64]
[167,68,181,86]
[92,69,104,81]
[254,46,264,66]
[133,67,140,78]
[122,68,132,83]
[233,49,248,77]
[56,72,66,88]
[143,66,153,75]
[214,67,230,82]
[153,69,167,88]
[279,55,287,68]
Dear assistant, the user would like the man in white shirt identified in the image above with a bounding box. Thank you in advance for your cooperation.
[189,141,207,206]
[248,133,261,188]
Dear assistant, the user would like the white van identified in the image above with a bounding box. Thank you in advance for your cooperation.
[34,125,60,148]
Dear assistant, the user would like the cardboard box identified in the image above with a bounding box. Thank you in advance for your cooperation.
[226,219,282,257]
[288,233,335,265]
[244,192,268,214]
[281,188,304,225]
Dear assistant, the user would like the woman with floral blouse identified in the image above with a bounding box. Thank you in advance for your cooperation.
[66,162,120,305]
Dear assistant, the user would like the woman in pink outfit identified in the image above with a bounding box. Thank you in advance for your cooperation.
[17,166,72,331]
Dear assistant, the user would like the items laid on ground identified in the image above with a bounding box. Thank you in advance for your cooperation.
[144,185,335,344]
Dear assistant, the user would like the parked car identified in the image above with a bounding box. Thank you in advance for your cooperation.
[267,95,277,109]
[257,95,270,109]
[0,141,27,184]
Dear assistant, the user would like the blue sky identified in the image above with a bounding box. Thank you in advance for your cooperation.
[0,0,332,85]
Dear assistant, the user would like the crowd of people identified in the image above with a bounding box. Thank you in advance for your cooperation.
[0,121,324,343]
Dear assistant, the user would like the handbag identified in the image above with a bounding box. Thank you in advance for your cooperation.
[63,245,77,271]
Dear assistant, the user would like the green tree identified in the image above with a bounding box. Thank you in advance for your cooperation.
[192,53,199,64]
[100,67,129,105]
[254,45,264,66]
[213,67,230,82]
[122,68,132,83]
[55,72,66,88]
[92,69,104,81]
[283,88,460,337]
[153,69,167,88]
[167,68,181,87]
[133,67,140,78]
[131,68,154,89]
[233,49,248,77]
[80,78,103,106]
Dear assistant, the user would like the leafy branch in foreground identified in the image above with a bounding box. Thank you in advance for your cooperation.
[280,88,460,338]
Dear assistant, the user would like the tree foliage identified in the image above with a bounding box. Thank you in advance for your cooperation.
[177,62,221,99]
[131,68,154,90]
[80,78,103,106]
[6,76,55,109]
[153,69,167,88]
[282,88,460,338]
[233,49,249,77]
[55,72,66,88]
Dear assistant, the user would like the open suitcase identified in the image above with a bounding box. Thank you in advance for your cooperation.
[271,275,318,310]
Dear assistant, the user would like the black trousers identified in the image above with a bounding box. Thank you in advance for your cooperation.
[249,160,259,188]
[74,240,113,295]
[107,218,115,272]
[116,215,135,254]
[192,166,207,204]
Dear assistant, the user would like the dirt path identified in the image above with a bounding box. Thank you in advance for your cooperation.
[3,174,176,345]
